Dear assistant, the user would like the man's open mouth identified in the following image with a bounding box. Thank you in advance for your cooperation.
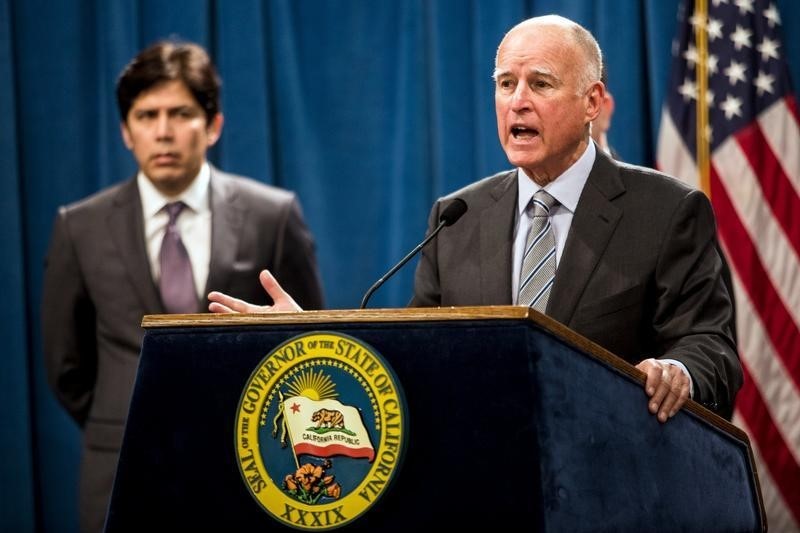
[511,126,538,139]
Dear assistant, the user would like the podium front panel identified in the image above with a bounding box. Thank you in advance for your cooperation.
[106,313,762,531]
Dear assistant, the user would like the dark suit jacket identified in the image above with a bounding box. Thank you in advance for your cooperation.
[412,149,741,419]
[41,167,324,532]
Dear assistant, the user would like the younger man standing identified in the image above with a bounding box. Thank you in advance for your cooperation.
[41,41,324,532]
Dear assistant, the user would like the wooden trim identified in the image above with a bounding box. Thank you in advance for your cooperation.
[141,305,532,328]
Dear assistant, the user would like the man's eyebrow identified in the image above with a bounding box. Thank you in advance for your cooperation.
[492,68,509,81]
[529,67,556,79]
[492,66,557,81]
[132,104,198,112]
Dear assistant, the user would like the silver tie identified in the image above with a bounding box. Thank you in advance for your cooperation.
[518,190,558,312]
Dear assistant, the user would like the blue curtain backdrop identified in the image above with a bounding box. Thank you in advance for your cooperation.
[2,0,799,530]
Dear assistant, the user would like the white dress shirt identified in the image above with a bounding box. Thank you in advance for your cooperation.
[138,162,212,300]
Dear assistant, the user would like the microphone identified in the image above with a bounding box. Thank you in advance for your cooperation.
[360,198,468,309]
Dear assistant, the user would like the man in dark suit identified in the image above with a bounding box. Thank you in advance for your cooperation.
[41,41,324,533]
[208,16,741,424]
[413,15,740,421]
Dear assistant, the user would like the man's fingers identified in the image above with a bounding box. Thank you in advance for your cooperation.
[637,359,661,398]
[657,379,679,423]
[656,380,690,422]
[649,366,673,415]
[637,359,669,418]
[666,373,690,418]
[636,358,691,423]
[259,270,302,312]
[207,271,302,314]
[208,291,253,313]
[208,301,235,314]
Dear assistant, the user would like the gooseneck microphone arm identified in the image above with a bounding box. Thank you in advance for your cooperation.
[359,219,446,309]
[360,198,468,309]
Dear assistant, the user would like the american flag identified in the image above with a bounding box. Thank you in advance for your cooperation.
[656,0,800,529]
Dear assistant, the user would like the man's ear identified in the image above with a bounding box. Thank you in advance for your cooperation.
[120,122,133,150]
[605,91,616,120]
[206,113,224,146]
[585,81,605,123]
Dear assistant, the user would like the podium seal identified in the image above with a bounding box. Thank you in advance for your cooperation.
[235,331,407,530]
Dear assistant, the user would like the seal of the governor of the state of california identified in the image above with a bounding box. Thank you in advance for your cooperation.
[235,331,407,530]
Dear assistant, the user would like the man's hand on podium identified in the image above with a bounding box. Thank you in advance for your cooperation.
[208,270,303,314]
[636,358,691,424]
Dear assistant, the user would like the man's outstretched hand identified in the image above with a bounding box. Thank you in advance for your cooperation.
[208,270,303,313]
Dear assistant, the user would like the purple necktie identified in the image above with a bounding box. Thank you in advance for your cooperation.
[159,202,198,314]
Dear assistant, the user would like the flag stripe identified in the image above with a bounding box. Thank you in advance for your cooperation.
[758,96,800,197]
[733,411,800,532]
[294,442,375,461]
[656,110,701,188]
[734,364,800,524]
[713,136,800,328]
[735,120,800,257]
[710,165,800,391]
[730,263,800,463]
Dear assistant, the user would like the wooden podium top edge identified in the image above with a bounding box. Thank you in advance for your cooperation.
[141,305,753,448]
[141,305,534,328]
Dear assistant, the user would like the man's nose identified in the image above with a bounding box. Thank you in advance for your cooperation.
[155,113,173,138]
[510,84,533,112]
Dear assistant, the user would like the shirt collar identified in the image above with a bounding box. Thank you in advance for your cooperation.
[138,162,211,218]
[516,141,596,216]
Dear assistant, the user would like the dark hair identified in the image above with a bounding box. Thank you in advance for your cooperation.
[116,40,221,124]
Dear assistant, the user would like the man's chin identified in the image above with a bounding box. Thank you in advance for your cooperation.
[505,152,543,171]
[145,170,194,195]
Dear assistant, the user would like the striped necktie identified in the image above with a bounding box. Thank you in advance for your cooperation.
[518,190,558,312]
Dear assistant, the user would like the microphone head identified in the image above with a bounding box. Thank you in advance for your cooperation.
[439,198,468,227]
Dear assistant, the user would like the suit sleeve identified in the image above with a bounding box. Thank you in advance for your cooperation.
[652,190,742,418]
[271,196,325,310]
[409,200,443,307]
[41,208,97,426]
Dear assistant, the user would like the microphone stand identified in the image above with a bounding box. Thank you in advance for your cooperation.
[359,219,447,309]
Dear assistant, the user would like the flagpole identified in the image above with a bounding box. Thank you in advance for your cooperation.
[284,397,301,470]
[694,0,711,196]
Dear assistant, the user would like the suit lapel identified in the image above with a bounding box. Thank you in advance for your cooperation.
[108,179,164,312]
[480,171,517,305]
[204,169,245,296]
[547,151,624,324]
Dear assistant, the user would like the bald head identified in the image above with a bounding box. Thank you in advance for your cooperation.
[495,15,603,95]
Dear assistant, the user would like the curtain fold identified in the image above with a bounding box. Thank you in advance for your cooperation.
[0,0,35,530]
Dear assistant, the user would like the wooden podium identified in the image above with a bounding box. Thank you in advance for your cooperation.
[106,307,765,531]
